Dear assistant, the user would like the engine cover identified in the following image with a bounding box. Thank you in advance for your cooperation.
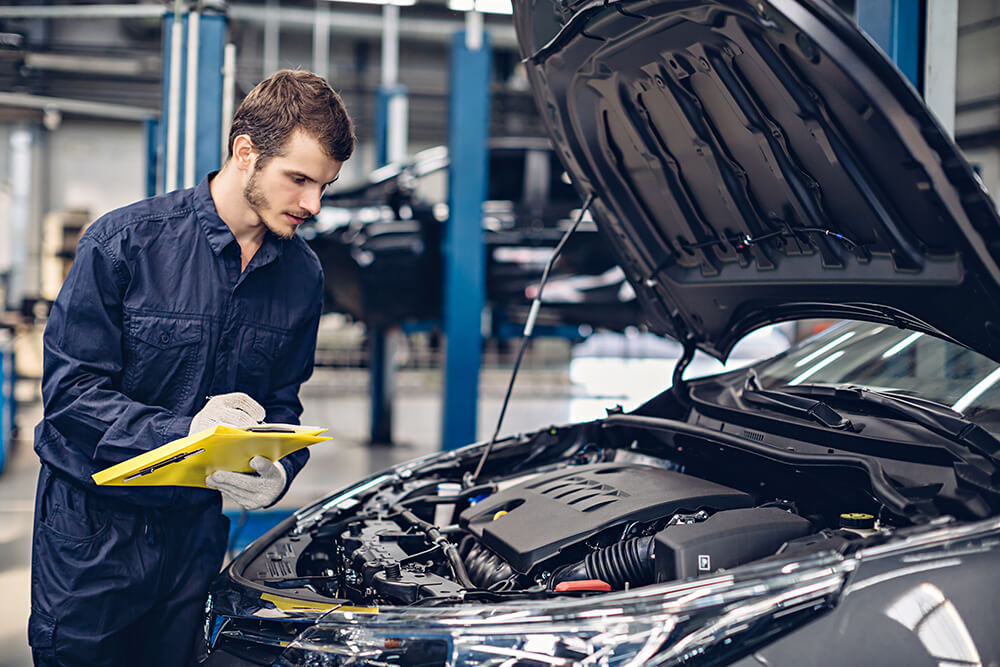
[459,463,753,573]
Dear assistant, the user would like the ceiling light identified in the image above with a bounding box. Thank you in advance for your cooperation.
[325,0,417,6]
[448,0,512,13]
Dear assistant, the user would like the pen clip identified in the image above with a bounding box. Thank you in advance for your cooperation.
[123,448,206,483]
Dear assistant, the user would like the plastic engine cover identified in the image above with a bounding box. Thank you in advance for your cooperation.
[459,463,753,573]
[653,507,814,580]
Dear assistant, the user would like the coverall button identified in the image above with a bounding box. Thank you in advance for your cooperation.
[160,333,170,344]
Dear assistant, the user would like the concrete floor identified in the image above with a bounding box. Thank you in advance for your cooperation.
[0,364,636,667]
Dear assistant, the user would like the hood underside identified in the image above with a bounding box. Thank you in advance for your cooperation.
[514,0,1000,361]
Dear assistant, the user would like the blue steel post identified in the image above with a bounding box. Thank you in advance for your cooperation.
[856,0,922,88]
[195,12,227,179]
[159,10,227,193]
[442,30,491,450]
[368,84,408,445]
[373,84,407,167]
[0,339,7,474]
[145,118,159,198]
[0,336,12,475]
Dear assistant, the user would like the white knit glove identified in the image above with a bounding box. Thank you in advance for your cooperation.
[206,456,288,510]
[189,392,266,436]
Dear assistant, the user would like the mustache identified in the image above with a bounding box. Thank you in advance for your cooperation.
[285,210,311,219]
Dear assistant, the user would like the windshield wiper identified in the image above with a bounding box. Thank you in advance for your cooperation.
[782,384,1000,466]
[741,372,859,432]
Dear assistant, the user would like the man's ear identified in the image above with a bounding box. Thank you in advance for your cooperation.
[232,134,257,171]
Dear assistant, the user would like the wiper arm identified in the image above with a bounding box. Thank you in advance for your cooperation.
[787,384,1000,467]
[741,372,858,432]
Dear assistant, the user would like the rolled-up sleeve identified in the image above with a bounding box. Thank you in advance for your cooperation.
[42,233,192,467]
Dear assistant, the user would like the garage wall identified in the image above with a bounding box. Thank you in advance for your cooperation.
[46,119,145,220]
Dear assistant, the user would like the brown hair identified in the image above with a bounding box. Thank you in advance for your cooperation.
[228,69,355,166]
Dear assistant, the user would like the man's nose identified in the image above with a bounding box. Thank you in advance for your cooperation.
[300,186,322,215]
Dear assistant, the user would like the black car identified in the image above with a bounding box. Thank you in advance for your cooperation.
[301,138,639,332]
[203,0,1000,664]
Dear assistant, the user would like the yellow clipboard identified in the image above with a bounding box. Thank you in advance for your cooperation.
[92,424,331,488]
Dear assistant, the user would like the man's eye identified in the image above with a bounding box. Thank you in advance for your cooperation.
[293,176,306,184]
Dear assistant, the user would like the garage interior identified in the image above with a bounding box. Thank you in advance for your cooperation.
[1,0,1000,664]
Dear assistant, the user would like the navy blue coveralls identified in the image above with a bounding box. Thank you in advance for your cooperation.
[29,174,323,666]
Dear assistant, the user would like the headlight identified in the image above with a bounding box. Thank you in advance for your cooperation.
[276,555,852,667]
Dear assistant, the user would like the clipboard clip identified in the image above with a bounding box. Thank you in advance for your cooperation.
[123,448,206,483]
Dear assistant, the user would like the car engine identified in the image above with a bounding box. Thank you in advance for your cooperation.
[254,459,834,607]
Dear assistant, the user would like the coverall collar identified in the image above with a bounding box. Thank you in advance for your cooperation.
[193,172,285,266]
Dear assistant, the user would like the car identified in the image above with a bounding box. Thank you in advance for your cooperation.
[301,138,640,333]
[201,0,1000,665]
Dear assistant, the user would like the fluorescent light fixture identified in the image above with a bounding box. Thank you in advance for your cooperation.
[448,0,512,13]
[881,332,923,359]
[326,0,416,6]
[952,365,1000,413]
[794,331,856,368]
[788,351,844,386]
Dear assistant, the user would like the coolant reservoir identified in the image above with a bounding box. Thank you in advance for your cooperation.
[839,512,878,538]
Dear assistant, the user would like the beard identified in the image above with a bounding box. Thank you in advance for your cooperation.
[243,168,299,240]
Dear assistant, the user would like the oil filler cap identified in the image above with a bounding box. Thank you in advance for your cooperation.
[554,580,613,593]
[840,512,875,529]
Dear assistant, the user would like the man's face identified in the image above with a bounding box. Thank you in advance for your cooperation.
[243,129,343,239]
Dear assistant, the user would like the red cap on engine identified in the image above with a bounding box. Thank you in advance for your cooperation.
[554,580,613,592]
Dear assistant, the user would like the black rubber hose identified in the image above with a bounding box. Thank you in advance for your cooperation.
[552,536,655,590]
[463,541,514,589]
[393,505,475,589]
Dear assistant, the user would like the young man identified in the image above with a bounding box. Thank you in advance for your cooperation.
[28,70,354,666]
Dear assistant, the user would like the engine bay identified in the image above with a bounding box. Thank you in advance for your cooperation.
[234,415,914,608]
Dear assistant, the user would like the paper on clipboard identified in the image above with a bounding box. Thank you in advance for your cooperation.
[92,424,331,488]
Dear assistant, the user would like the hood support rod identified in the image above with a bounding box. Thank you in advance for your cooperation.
[671,339,697,406]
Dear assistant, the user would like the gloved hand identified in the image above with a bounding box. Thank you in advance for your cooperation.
[206,456,287,510]
[189,392,266,435]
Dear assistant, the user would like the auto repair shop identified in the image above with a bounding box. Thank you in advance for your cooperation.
[3,0,1000,665]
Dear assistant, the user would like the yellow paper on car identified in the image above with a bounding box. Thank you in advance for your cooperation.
[92,424,331,488]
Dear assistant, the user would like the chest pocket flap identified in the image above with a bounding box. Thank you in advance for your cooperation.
[130,315,202,349]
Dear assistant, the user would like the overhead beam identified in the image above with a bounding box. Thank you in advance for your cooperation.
[0,92,156,120]
[0,4,166,18]
[230,4,519,49]
[0,2,518,50]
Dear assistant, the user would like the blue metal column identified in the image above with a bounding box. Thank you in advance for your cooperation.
[145,118,159,198]
[442,30,491,450]
[0,333,12,475]
[368,84,407,445]
[856,0,922,88]
[195,12,227,179]
[0,340,6,474]
[159,9,227,193]
[373,85,408,167]
[369,84,409,445]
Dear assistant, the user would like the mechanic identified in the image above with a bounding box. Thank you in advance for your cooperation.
[28,69,354,666]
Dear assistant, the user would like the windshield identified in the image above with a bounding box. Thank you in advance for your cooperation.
[757,321,1000,427]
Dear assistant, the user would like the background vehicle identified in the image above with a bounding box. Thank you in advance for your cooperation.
[301,139,639,332]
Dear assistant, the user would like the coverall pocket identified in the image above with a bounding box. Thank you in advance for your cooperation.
[123,312,203,407]
[236,326,289,396]
[37,472,110,543]
[28,607,55,649]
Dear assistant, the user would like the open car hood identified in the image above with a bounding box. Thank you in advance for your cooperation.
[513,0,1000,361]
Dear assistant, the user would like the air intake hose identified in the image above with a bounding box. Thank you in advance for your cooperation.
[550,536,655,590]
